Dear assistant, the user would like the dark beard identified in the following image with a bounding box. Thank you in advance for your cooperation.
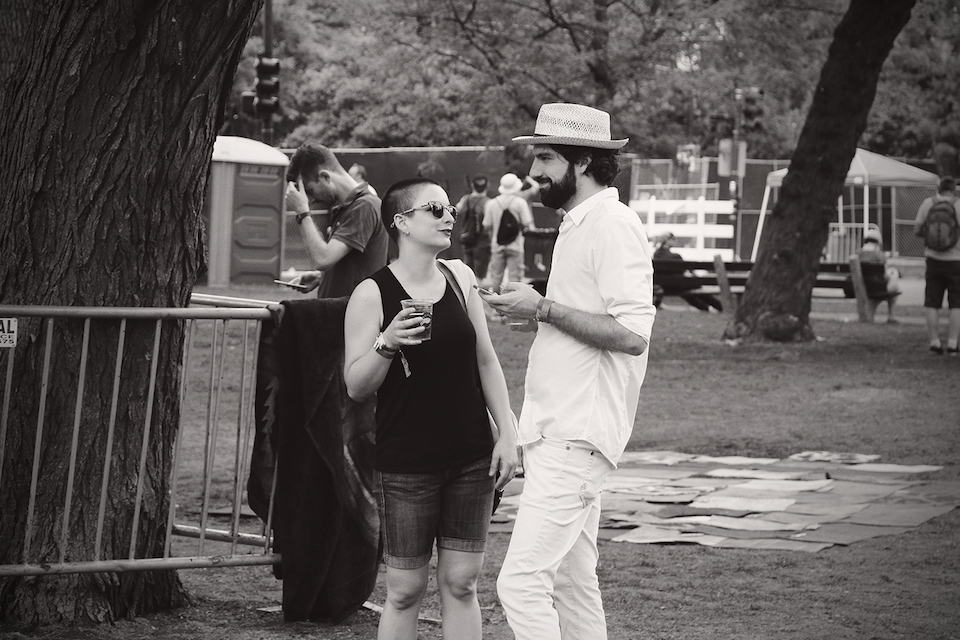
[538,162,577,210]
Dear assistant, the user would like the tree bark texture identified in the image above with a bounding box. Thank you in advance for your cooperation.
[0,0,33,84]
[0,0,262,627]
[722,0,916,342]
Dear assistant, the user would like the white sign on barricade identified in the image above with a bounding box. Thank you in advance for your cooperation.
[0,318,16,348]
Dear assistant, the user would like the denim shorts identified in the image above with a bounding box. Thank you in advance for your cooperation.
[924,258,960,308]
[376,456,495,569]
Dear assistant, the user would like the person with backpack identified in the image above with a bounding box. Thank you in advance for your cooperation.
[454,174,492,281]
[913,176,960,354]
[483,173,536,291]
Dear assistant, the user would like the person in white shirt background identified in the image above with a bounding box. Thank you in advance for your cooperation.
[483,173,536,291]
[479,103,656,640]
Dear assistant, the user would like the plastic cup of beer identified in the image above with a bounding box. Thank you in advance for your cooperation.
[401,299,434,340]
[508,318,533,332]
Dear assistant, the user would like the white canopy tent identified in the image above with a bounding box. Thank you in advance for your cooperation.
[752,148,939,260]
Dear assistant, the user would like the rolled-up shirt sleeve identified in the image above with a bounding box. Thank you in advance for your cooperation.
[591,211,656,342]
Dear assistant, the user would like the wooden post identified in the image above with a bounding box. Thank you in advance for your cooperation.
[714,254,735,314]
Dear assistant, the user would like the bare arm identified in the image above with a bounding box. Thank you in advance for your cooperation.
[541,298,649,355]
[481,283,648,356]
[480,212,654,356]
[517,198,536,232]
[286,183,352,269]
[299,217,352,269]
[913,199,930,236]
[482,200,494,232]
[343,280,424,401]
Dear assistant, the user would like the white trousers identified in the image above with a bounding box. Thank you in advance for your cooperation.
[497,437,615,640]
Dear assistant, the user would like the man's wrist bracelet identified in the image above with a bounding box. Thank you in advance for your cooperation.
[295,211,309,225]
[535,297,553,323]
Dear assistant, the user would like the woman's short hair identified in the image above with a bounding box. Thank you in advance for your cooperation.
[549,144,621,186]
[381,178,441,242]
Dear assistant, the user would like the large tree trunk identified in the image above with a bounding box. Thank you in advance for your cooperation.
[722,0,915,342]
[0,0,262,627]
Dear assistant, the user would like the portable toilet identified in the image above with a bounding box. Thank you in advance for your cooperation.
[201,136,289,286]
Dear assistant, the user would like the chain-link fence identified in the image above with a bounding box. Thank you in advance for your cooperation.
[893,187,932,258]
[280,211,317,274]
[750,182,936,261]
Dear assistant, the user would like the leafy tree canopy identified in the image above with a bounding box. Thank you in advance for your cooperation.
[225,0,959,166]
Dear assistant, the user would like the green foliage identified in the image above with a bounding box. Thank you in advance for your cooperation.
[223,0,952,163]
[862,0,960,168]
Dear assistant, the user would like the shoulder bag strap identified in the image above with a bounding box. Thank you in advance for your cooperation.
[437,261,466,310]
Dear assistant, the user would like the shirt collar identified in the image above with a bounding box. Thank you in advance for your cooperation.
[562,187,621,227]
[331,183,370,216]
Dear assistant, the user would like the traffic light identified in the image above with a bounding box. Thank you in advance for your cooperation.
[742,87,764,132]
[240,90,257,117]
[254,56,280,116]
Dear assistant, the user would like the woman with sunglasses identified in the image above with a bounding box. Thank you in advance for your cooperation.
[344,177,518,640]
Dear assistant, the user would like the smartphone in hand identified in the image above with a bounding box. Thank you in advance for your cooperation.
[473,285,496,295]
[274,279,310,292]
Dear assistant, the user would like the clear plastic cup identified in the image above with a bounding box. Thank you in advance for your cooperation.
[401,299,434,340]
[508,318,534,332]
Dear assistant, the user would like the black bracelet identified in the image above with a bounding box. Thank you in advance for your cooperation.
[296,211,309,225]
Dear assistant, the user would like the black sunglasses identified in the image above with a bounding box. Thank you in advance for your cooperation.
[398,201,458,221]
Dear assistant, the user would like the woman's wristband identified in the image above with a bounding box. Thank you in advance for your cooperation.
[373,332,398,358]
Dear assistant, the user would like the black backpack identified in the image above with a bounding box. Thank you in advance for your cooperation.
[496,197,522,245]
[922,198,960,251]
[458,194,487,247]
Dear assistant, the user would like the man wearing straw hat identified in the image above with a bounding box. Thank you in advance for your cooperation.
[479,103,656,639]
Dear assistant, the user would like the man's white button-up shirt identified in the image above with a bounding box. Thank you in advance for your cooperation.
[518,187,656,466]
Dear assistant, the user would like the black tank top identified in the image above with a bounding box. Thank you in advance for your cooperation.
[370,266,493,473]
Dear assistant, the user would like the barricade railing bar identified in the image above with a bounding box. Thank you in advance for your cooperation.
[0,295,281,577]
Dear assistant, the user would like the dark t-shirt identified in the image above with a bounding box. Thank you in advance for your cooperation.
[317,185,388,299]
[458,192,491,247]
[653,245,702,291]
[370,266,493,473]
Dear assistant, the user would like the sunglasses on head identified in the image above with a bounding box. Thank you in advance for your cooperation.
[398,201,458,221]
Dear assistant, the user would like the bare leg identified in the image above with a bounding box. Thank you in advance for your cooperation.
[437,548,484,640]
[886,296,898,322]
[925,307,942,348]
[947,308,960,351]
[379,564,429,640]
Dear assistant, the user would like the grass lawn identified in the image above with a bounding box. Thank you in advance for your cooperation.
[8,294,960,639]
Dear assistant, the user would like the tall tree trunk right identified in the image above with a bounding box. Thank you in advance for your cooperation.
[722,0,916,342]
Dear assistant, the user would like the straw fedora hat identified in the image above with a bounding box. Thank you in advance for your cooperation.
[512,103,628,150]
[498,173,524,195]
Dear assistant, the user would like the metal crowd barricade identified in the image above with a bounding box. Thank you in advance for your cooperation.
[0,294,281,577]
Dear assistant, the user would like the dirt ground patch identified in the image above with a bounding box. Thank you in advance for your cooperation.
[6,294,960,639]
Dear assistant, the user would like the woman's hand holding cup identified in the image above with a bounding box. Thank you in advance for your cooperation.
[385,305,431,347]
